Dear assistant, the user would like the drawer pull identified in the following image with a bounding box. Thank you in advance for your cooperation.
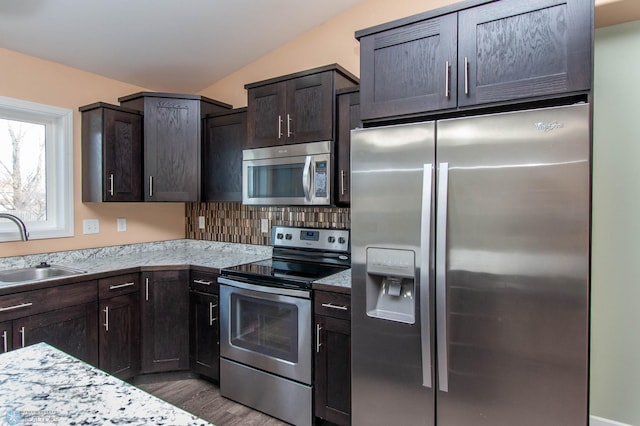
[104,306,109,332]
[19,326,25,348]
[2,330,7,353]
[0,302,33,313]
[109,282,135,290]
[316,323,322,353]
[193,279,212,286]
[321,302,348,311]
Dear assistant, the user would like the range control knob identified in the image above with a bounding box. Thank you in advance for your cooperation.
[276,233,284,240]
[338,237,346,244]
[328,236,336,243]
[285,234,292,240]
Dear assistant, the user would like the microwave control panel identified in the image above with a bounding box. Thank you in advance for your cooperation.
[314,161,327,198]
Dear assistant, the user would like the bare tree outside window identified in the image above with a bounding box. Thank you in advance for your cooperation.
[0,118,47,222]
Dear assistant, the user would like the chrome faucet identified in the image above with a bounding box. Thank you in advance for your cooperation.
[0,213,29,241]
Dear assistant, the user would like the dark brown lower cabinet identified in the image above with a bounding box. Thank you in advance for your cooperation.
[315,291,351,426]
[141,270,190,373]
[99,293,140,379]
[14,302,99,365]
[189,290,219,380]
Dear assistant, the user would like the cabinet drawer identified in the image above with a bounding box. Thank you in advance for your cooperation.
[190,270,219,294]
[315,291,351,320]
[0,281,97,322]
[98,273,140,299]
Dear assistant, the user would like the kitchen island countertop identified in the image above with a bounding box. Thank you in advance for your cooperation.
[0,342,211,425]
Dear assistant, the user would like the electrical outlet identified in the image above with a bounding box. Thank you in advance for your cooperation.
[83,219,100,234]
[117,217,127,232]
[261,218,269,233]
[198,216,205,229]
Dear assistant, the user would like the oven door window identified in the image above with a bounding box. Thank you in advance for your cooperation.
[230,293,299,363]
[247,162,305,199]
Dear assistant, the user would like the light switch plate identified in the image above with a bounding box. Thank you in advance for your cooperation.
[198,216,205,229]
[117,217,127,232]
[83,219,100,234]
[261,218,269,233]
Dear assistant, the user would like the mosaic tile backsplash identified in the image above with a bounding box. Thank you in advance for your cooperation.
[186,202,350,246]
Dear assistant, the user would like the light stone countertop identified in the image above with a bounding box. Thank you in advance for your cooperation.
[0,239,351,293]
[0,342,212,425]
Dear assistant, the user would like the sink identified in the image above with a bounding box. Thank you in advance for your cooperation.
[0,264,86,284]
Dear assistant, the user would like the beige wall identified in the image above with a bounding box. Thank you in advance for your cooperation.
[591,20,640,426]
[0,48,185,257]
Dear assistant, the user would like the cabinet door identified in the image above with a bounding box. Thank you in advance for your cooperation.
[141,270,190,373]
[99,293,140,379]
[103,108,143,201]
[189,291,219,381]
[247,83,287,148]
[0,321,12,354]
[144,97,201,201]
[14,302,99,365]
[359,13,458,121]
[286,71,334,144]
[202,110,247,202]
[336,90,361,205]
[315,314,351,426]
[458,0,592,106]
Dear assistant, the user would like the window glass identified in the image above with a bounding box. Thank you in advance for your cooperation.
[0,96,73,242]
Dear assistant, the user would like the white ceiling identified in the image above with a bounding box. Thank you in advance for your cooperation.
[0,0,363,93]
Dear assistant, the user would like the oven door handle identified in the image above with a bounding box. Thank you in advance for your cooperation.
[218,276,311,299]
[302,155,312,202]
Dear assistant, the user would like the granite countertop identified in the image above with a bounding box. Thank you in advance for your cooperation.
[0,343,211,425]
[0,239,352,294]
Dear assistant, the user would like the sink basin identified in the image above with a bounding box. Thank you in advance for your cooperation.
[0,265,86,284]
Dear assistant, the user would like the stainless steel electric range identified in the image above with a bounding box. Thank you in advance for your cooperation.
[218,226,350,426]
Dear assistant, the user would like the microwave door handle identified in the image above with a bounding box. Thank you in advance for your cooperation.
[302,155,312,201]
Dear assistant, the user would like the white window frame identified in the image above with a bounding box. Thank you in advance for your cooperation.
[0,96,74,242]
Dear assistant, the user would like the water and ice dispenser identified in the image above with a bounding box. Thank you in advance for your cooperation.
[365,247,416,324]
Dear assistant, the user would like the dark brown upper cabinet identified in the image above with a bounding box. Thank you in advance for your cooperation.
[245,64,358,149]
[119,92,231,202]
[335,87,361,206]
[80,102,143,202]
[202,108,247,202]
[356,0,593,121]
[358,14,458,121]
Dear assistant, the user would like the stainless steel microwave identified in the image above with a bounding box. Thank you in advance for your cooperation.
[242,141,332,206]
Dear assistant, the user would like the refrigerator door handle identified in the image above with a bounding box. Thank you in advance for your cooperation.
[420,163,433,388]
[436,162,449,392]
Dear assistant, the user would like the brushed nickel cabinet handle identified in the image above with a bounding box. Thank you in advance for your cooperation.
[316,323,322,353]
[19,326,25,348]
[445,61,451,98]
[145,277,149,301]
[104,306,109,332]
[193,279,212,286]
[149,176,153,197]
[278,115,283,139]
[287,113,292,137]
[340,170,346,196]
[109,282,135,290]
[2,330,7,353]
[321,302,348,311]
[464,57,469,95]
[108,174,114,196]
[209,302,218,326]
[0,302,33,313]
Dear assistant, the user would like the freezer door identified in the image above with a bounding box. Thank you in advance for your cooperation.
[435,103,590,426]
[350,122,436,426]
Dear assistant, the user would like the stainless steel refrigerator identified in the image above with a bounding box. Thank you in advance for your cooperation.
[350,103,590,426]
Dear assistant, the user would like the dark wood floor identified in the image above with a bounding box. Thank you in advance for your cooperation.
[136,375,289,426]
